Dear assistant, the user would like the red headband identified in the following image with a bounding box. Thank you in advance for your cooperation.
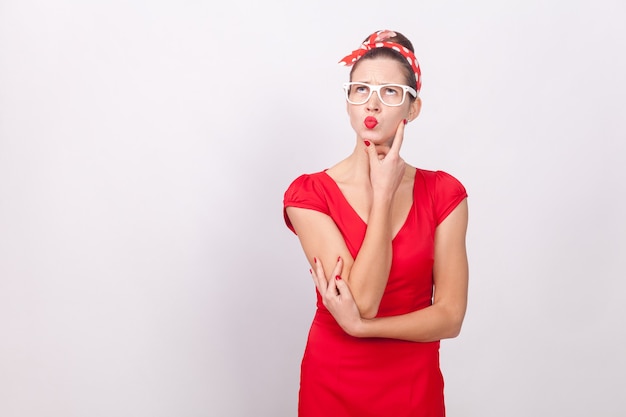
[338,30,422,93]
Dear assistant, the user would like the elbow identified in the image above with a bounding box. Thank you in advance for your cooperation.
[357,302,380,320]
[353,294,381,319]
[446,322,463,339]
[445,314,465,339]
[360,306,378,320]
[361,311,378,320]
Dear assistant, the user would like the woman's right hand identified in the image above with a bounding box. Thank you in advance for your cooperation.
[364,120,407,199]
[311,256,364,336]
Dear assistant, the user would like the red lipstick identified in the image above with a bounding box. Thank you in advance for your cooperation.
[364,116,378,129]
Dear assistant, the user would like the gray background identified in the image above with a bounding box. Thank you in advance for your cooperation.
[1,0,625,416]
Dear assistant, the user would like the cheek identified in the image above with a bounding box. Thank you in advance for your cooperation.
[346,107,361,127]
[388,108,409,124]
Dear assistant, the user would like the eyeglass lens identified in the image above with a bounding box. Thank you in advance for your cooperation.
[345,83,406,106]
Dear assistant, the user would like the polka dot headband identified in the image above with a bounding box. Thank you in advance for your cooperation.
[338,30,422,93]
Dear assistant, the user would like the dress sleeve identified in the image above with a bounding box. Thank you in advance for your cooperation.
[283,174,329,234]
[433,171,468,225]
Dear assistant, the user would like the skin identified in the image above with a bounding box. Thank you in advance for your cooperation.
[286,56,469,342]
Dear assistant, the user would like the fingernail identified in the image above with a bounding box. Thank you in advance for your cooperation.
[314,257,317,264]
[309,268,312,274]
[403,119,408,125]
[337,256,341,262]
[335,275,341,280]
[364,140,370,147]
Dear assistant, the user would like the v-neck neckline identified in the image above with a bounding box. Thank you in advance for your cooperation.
[321,169,416,242]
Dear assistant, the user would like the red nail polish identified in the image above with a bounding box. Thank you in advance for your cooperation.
[335,275,341,280]
[403,119,408,125]
[337,256,341,262]
[364,140,370,147]
[314,257,317,263]
[309,268,312,274]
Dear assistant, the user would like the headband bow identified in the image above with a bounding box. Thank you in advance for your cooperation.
[338,30,422,93]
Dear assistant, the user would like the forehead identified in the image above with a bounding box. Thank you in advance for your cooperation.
[351,57,407,84]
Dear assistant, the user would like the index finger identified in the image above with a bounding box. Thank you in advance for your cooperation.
[312,258,328,293]
[389,119,406,156]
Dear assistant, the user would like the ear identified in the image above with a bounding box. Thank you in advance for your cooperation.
[407,97,422,122]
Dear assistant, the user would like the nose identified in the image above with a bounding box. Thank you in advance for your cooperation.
[366,90,381,112]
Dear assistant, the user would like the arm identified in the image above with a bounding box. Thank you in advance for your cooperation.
[287,122,407,318]
[314,199,469,342]
[286,197,393,319]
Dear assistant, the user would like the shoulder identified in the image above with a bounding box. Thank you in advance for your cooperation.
[283,170,331,233]
[414,168,468,225]
[415,168,467,194]
[285,170,326,189]
[283,170,329,203]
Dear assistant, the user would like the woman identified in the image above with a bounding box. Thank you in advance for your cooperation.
[283,29,469,417]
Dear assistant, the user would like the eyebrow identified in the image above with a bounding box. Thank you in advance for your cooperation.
[352,81,402,85]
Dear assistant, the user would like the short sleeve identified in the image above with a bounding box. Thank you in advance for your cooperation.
[283,174,330,234]
[433,171,468,225]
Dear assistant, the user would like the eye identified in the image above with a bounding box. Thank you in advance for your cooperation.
[382,86,401,96]
[354,84,369,94]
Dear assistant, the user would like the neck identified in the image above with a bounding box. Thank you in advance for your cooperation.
[330,138,392,183]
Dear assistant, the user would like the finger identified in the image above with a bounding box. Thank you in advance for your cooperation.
[312,257,328,293]
[309,269,322,292]
[363,140,379,166]
[331,256,344,280]
[326,272,339,297]
[325,257,343,297]
[334,275,354,301]
[389,119,406,156]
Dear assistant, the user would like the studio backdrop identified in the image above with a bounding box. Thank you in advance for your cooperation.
[1,0,625,416]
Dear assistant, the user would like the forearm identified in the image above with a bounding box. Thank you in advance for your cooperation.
[353,303,466,342]
[346,196,393,318]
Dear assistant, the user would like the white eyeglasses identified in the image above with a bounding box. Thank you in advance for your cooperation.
[343,82,417,107]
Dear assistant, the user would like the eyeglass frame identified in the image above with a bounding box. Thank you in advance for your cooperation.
[342,82,418,107]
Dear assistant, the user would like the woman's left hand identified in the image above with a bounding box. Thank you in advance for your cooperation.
[311,257,364,337]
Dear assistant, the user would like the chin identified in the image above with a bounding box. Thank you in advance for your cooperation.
[360,129,384,140]
[365,134,393,146]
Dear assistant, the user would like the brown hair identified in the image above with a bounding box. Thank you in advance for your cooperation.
[350,31,418,96]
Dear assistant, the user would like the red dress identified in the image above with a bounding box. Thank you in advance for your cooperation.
[283,168,467,417]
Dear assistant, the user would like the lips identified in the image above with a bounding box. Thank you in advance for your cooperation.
[364,116,378,129]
